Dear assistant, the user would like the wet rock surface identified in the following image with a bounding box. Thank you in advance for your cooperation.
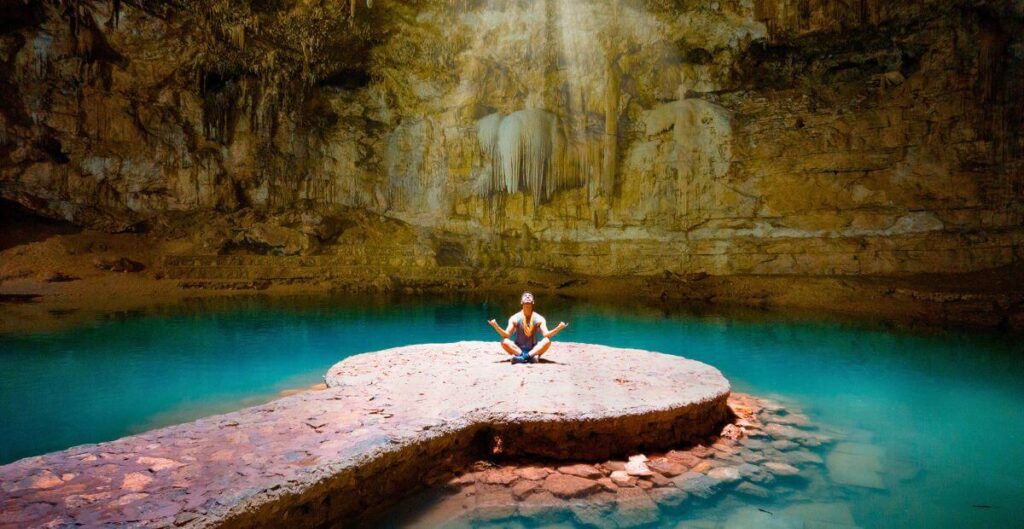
[376,393,789,527]
[0,341,730,528]
[379,393,881,529]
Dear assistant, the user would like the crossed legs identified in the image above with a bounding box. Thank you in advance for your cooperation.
[501,337,552,360]
[529,337,552,359]
[501,338,522,356]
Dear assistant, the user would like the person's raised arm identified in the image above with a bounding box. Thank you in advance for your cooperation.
[542,318,569,339]
[487,317,514,339]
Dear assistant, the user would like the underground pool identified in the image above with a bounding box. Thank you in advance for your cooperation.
[0,295,1021,528]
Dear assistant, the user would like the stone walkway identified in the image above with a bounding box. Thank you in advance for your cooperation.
[0,341,730,528]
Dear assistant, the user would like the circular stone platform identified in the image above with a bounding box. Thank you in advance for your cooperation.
[325,341,731,460]
[0,341,730,529]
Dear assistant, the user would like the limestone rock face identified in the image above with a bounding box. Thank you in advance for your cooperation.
[1,0,1021,277]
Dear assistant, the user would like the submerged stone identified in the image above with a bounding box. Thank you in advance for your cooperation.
[736,463,774,485]
[825,444,886,490]
[783,450,824,466]
[384,393,859,528]
[764,462,801,476]
[735,481,770,498]
[610,488,660,528]
[517,491,565,521]
[646,472,673,488]
[708,466,742,483]
[648,486,688,508]
[473,488,518,520]
[672,472,721,499]
[771,440,800,451]
[568,494,617,526]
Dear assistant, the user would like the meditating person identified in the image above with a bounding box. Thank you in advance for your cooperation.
[487,291,569,363]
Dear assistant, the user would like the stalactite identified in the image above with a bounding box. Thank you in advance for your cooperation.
[600,0,622,199]
[31,33,53,79]
[478,110,563,204]
[108,0,121,28]
[226,24,245,51]
[477,112,502,187]
[753,0,776,39]
[58,0,83,41]
[602,57,620,199]
[477,109,600,206]
[200,70,243,143]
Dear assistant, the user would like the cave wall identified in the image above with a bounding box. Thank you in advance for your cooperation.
[1,0,1022,277]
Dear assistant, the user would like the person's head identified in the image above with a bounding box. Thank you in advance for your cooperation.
[520,291,535,313]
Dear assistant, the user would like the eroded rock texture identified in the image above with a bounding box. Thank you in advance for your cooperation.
[1,0,1022,277]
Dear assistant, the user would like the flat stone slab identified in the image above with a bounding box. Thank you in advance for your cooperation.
[0,341,730,528]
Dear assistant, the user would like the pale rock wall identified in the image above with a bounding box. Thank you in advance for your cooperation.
[368,0,1024,275]
[1,0,1021,277]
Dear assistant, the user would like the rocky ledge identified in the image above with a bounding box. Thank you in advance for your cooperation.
[0,341,731,528]
[383,393,833,529]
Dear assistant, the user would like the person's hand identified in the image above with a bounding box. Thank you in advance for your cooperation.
[487,319,497,327]
[558,321,568,329]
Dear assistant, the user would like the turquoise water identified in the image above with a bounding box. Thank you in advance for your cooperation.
[0,295,1021,528]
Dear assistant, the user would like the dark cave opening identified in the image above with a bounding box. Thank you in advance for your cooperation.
[317,67,372,90]
[0,197,81,252]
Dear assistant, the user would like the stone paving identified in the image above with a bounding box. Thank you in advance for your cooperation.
[0,341,731,528]
[381,392,839,529]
